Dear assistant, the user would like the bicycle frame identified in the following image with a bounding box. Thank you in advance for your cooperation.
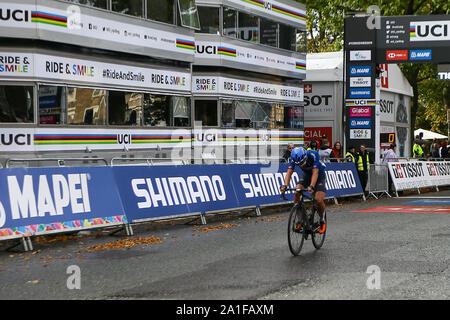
[282,188,318,233]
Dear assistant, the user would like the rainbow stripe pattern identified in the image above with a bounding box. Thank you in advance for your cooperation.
[242,0,265,7]
[240,0,306,22]
[410,26,416,38]
[34,134,117,145]
[345,99,377,106]
[176,38,195,50]
[215,133,303,142]
[218,46,237,57]
[271,3,306,21]
[132,134,192,144]
[296,62,306,70]
[0,215,127,239]
[31,11,67,27]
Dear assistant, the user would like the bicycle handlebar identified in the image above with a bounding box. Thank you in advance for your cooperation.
[280,188,312,201]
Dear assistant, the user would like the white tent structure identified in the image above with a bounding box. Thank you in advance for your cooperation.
[414,129,447,140]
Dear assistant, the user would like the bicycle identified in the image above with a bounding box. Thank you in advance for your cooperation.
[281,188,327,256]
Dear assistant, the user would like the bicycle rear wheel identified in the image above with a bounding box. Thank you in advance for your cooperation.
[312,209,326,249]
[287,205,305,256]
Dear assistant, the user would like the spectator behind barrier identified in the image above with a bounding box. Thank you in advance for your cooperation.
[331,141,343,162]
[282,143,295,162]
[318,138,333,162]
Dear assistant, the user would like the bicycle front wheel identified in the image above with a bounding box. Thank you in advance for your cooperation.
[312,210,326,249]
[287,205,305,256]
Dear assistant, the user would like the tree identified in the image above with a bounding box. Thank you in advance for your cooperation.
[303,0,450,145]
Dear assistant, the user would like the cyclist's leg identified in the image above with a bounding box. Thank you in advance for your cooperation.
[314,173,327,218]
[294,183,305,203]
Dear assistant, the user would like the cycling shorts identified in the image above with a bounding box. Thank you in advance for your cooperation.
[299,172,327,193]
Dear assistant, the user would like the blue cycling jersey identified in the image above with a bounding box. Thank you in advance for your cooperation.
[288,150,326,175]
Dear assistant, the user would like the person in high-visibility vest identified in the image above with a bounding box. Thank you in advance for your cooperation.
[357,144,371,193]
[345,146,357,164]
[412,140,424,158]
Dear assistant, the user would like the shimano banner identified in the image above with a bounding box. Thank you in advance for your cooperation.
[112,165,237,222]
[113,162,363,223]
[232,163,363,206]
[0,167,126,239]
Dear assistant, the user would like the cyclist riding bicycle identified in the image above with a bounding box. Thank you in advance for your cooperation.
[280,147,327,234]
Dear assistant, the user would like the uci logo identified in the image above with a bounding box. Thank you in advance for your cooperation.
[196,45,217,55]
[0,9,29,22]
[415,24,448,38]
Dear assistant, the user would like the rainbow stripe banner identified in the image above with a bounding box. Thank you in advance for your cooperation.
[239,0,305,21]
[31,11,67,27]
[296,62,306,70]
[218,46,237,57]
[410,26,416,38]
[34,134,117,145]
[271,4,306,21]
[242,0,265,7]
[176,38,195,50]
[345,99,377,106]
[132,134,192,144]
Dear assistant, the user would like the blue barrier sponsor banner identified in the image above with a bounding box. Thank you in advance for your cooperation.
[112,165,238,222]
[112,163,364,224]
[232,163,363,205]
[0,167,125,238]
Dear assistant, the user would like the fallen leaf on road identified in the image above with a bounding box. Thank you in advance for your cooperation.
[84,237,162,252]
[27,280,39,284]
[194,223,239,233]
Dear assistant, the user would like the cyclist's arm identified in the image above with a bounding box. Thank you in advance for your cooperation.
[282,168,294,191]
[309,168,319,191]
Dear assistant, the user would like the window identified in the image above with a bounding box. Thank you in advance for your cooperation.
[178,0,200,30]
[279,24,296,51]
[0,85,34,123]
[172,96,190,127]
[39,85,66,125]
[112,0,143,17]
[67,87,106,125]
[221,100,235,127]
[284,106,304,128]
[148,0,175,24]
[296,30,307,53]
[238,12,259,42]
[108,91,142,126]
[195,100,217,126]
[66,0,108,9]
[260,18,278,48]
[223,7,237,38]
[143,94,170,126]
[197,6,220,34]
[234,101,271,129]
[142,95,190,127]
[270,104,285,128]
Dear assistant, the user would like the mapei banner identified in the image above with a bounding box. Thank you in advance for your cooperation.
[113,162,363,223]
[387,161,450,191]
[0,163,364,239]
[0,167,126,239]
